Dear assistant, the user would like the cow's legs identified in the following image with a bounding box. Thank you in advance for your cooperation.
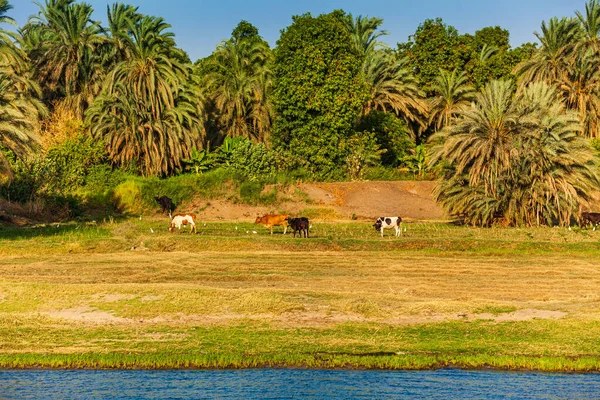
[395,226,400,237]
[283,226,287,235]
[380,227,384,237]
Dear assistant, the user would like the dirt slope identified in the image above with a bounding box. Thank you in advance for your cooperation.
[190,180,446,222]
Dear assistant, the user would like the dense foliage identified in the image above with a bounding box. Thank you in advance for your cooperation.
[271,11,369,177]
[0,0,598,226]
[431,81,599,226]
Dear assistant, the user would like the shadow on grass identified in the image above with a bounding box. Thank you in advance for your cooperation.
[0,222,111,241]
[0,212,135,241]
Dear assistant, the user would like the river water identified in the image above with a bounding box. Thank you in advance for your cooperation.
[1,368,599,399]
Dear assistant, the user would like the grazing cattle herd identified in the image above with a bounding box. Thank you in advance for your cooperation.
[156,194,600,237]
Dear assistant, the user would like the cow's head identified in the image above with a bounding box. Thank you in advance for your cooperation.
[373,218,383,231]
[254,216,263,224]
[168,223,175,233]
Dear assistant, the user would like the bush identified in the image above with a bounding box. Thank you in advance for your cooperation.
[83,164,129,192]
[44,134,107,192]
[345,132,385,180]
[227,139,276,180]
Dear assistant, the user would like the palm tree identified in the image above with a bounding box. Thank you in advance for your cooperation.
[361,51,428,127]
[514,17,582,86]
[428,69,475,131]
[205,37,272,141]
[23,0,104,117]
[344,14,388,58]
[576,0,600,47]
[0,1,47,178]
[0,0,24,68]
[102,3,141,67]
[559,48,600,138]
[430,80,516,192]
[345,15,427,133]
[431,80,599,226]
[86,15,204,176]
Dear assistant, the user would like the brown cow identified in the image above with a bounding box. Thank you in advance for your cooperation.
[254,214,289,234]
[581,212,600,230]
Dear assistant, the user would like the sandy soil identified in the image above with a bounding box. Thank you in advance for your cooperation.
[188,180,446,222]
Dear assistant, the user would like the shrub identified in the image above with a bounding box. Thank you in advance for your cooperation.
[226,138,276,180]
[345,132,385,180]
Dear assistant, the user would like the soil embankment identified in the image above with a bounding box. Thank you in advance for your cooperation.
[190,180,446,222]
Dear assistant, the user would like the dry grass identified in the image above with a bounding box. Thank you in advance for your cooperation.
[1,218,600,370]
[1,250,599,323]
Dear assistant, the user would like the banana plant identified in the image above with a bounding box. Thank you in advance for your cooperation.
[401,144,429,179]
[182,148,218,174]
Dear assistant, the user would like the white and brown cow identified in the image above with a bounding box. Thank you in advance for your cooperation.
[373,216,402,237]
[169,213,197,234]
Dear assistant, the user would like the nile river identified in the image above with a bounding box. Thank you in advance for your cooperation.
[2,368,600,399]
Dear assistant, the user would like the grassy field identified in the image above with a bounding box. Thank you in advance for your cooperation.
[1,217,600,371]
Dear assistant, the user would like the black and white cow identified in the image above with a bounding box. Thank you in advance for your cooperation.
[373,216,403,237]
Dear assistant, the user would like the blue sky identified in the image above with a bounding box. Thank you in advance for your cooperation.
[9,0,579,62]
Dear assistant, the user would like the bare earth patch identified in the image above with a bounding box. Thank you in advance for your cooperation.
[487,309,567,322]
[46,307,130,324]
[182,181,446,222]
[41,308,567,328]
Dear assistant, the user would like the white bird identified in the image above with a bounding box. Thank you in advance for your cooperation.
[203,223,207,227]
[252,231,257,234]
[55,224,60,228]
[246,230,249,234]
[150,228,154,233]
[568,226,572,231]
[404,227,407,232]
[139,215,142,221]
[235,226,238,230]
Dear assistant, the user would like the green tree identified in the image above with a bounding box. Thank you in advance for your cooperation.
[103,3,141,68]
[344,14,387,59]
[271,11,369,176]
[397,18,470,93]
[345,14,427,135]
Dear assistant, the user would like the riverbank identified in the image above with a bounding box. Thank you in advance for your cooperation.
[1,219,600,371]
